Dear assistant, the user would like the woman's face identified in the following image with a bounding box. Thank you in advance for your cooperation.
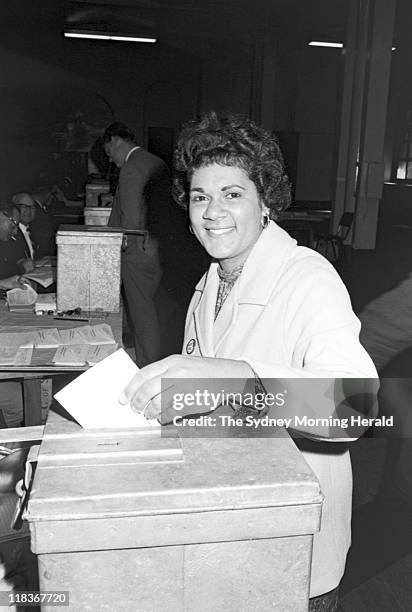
[189,164,265,272]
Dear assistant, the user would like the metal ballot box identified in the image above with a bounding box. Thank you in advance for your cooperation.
[56,226,122,312]
[84,207,112,226]
[25,413,322,611]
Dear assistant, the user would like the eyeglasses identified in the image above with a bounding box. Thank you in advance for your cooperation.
[16,203,35,210]
[1,211,19,229]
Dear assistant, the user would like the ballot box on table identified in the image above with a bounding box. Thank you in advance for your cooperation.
[85,182,111,208]
[25,412,322,612]
[84,207,112,226]
[56,226,122,313]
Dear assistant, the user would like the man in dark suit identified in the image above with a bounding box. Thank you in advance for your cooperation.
[0,201,35,283]
[103,122,171,367]
[12,192,55,258]
[0,202,32,289]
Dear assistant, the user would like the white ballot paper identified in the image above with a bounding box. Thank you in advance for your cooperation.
[52,344,89,366]
[86,343,118,365]
[54,348,159,430]
[34,328,61,348]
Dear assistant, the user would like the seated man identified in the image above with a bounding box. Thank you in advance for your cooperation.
[0,203,27,430]
[0,202,33,288]
[12,192,55,257]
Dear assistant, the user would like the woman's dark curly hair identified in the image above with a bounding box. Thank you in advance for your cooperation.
[172,111,291,219]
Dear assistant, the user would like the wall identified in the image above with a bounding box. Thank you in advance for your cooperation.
[257,30,343,203]
[0,4,200,198]
[0,1,346,205]
[294,46,343,202]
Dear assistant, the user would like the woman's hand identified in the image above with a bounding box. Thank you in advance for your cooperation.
[120,354,253,423]
[0,275,27,290]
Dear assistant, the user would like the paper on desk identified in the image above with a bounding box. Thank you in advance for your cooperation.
[14,346,33,366]
[54,348,160,430]
[0,345,33,366]
[58,326,90,345]
[83,323,116,345]
[23,266,56,288]
[86,343,118,365]
[0,346,20,365]
[33,327,61,348]
[52,344,89,366]
[57,324,115,346]
[0,331,36,348]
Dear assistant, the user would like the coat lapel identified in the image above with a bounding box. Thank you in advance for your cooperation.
[214,222,297,353]
[190,222,297,357]
[192,265,219,357]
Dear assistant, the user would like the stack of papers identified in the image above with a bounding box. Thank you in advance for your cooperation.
[52,343,118,366]
[52,324,117,365]
[23,256,57,288]
[23,266,56,288]
[54,348,159,430]
[58,324,115,346]
[0,324,117,366]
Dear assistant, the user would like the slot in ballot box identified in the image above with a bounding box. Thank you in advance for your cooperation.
[25,412,322,611]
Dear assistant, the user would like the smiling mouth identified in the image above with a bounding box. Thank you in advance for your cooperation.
[206,228,235,236]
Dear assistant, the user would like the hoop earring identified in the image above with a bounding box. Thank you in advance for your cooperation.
[189,225,194,234]
[261,213,270,229]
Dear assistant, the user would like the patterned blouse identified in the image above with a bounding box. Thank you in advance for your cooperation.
[214,264,244,320]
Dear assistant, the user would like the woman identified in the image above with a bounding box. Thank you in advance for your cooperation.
[121,112,377,610]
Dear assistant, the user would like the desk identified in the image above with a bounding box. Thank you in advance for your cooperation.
[0,302,122,426]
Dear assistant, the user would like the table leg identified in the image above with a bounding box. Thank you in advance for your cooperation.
[22,377,43,426]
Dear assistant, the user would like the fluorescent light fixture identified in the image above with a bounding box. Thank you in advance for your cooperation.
[64,31,157,43]
[308,41,344,48]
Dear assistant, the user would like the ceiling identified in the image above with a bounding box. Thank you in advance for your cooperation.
[66,0,349,41]
[3,0,410,67]
[2,0,349,50]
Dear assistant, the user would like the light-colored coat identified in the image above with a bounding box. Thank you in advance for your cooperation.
[183,221,377,597]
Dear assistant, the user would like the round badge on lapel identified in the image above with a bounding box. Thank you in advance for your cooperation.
[186,339,196,354]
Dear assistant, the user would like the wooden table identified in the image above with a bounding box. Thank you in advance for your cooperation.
[0,302,122,426]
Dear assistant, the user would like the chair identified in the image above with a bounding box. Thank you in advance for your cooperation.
[314,212,354,265]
